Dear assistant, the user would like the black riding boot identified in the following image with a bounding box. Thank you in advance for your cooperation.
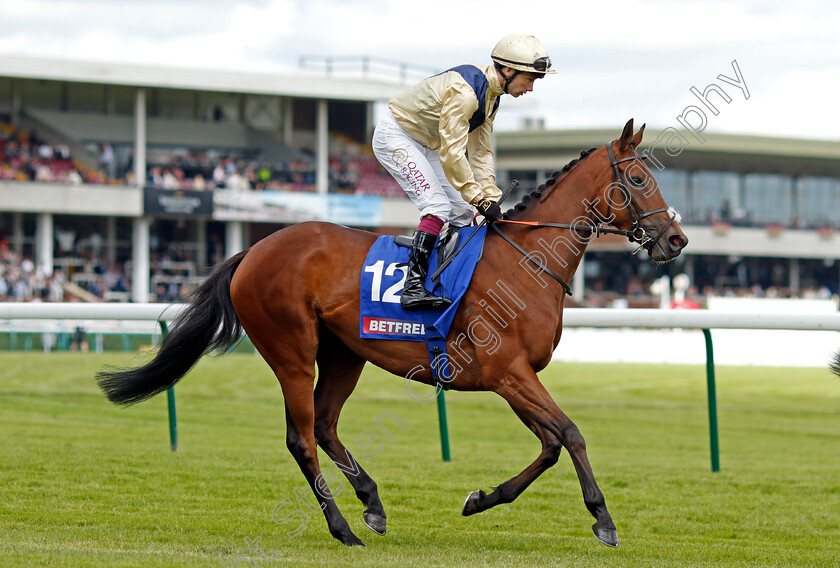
[401,230,452,311]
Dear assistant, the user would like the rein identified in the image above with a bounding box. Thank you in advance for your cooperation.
[490,141,678,296]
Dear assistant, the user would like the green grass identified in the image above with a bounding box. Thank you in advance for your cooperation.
[1,352,839,567]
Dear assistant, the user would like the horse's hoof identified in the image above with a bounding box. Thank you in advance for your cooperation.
[592,523,619,547]
[363,512,386,535]
[333,528,365,547]
[342,534,365,547]
[461,489,484,516]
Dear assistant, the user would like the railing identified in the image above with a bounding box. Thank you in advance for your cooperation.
[2,304,838,470]
[563,309,840,471]
[299,55,439,84]
[0,303,187,451]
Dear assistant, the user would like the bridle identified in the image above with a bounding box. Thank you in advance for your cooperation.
[490,141,679,296]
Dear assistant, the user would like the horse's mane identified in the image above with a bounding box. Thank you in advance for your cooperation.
[502,147,598,219]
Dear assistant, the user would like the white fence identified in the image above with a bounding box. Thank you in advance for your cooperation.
[558,308,840,368]
[0,303,187,321]
[2,303,838,468]
[3,303,839,330]
[2,304,839,361]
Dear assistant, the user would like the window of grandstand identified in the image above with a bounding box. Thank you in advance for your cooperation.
[743,173,794,226]
[795,176,840,229]
[690,171,740,225]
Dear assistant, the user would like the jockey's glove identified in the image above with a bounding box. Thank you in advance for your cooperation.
[475,199,503,222]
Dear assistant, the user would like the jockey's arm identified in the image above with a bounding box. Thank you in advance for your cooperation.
[466,117,502,203]
[438,84,494,206]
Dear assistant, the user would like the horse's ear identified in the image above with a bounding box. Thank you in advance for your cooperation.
[629,123,646,150]
[618,118,635,151]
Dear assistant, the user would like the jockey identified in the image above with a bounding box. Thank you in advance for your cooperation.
[373,33,556,311]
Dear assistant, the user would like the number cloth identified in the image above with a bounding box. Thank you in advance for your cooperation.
[359,225,487,341]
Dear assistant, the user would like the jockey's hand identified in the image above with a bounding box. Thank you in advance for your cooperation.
[475,199,503,222]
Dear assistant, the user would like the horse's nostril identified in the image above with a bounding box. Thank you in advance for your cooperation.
[669,234,688,250]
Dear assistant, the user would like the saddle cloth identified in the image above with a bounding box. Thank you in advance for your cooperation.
[359,225,487,342]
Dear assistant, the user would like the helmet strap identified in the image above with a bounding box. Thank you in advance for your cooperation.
[496,65,519,94]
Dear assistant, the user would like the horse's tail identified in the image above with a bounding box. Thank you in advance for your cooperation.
[831,349,840,378]
[96,250,249,405]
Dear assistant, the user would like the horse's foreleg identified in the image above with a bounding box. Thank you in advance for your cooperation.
[559,418,618,547]
[283,401,364,547]
[463,366,618,547]
[313,330,387,536]
[461,410,562,512]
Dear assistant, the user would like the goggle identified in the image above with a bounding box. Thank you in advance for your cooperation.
[531,56,552,72]
[494,55,552,73]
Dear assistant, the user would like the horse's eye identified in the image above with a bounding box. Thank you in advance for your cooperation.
[630,176,644,186]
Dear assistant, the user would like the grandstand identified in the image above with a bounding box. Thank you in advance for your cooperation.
[1,55,839,307]
[496,128,840,305]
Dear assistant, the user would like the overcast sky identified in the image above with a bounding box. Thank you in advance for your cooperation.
[1,0,838,140]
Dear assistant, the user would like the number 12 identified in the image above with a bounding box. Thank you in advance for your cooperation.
[364,260,407,303]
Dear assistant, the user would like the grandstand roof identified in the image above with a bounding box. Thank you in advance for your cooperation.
[0,54,403,102]
[496,128,840,177]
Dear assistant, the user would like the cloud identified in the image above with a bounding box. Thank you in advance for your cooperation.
[0,0,838,139]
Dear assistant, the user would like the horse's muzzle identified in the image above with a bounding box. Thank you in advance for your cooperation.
[648,226,688,262]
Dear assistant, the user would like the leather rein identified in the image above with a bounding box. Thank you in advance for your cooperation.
[490,141,678,296]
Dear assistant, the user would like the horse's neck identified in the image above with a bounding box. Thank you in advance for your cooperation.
[505,170,605,288]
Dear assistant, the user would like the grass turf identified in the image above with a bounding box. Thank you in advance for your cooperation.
[1,352,839,567]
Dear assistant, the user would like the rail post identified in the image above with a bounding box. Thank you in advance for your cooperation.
[159,321,178,452]
[436,390,451,462]
[702,329,720,472]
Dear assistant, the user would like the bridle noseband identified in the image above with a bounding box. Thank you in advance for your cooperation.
[490,141,679,296]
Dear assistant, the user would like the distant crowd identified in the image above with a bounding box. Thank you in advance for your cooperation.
[0,235,201,304]
[0,120,403,197]
[0,122,107,185]
[0,242,67,302]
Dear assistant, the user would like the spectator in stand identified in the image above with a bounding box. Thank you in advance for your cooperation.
[100,143,116,180]
[38,142,54,159]
[34,162,53,182]
[148,167,163,188]
[193,173,207,190]
[67,168,83,185]
[54,143,70,160]
[49,268,65,301]
[162,168,179,189]
[212,162,226,188]
[103,264,128,293]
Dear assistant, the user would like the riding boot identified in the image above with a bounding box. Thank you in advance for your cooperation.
[400,230,452,311]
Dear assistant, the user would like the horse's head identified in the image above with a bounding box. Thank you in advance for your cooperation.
[595,119,688,262]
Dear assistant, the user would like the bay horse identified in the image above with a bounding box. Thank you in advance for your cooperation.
[97,119,688,548]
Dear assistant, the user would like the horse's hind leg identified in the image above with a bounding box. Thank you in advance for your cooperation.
[246,315,364,546]
[282,402,362,546]
[314,326,387,535]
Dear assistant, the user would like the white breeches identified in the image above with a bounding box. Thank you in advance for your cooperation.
[372,109,476,227]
